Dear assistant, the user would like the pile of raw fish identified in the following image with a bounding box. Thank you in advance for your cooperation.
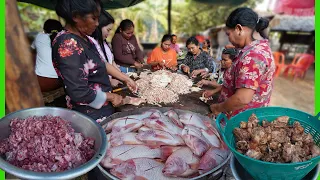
[100,109,229,179]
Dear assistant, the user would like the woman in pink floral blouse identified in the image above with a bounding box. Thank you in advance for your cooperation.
[209,7,276,119]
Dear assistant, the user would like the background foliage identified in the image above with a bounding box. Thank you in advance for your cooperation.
[18,0,261,42]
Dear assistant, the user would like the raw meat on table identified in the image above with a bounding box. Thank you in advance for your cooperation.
[122,96,146,106]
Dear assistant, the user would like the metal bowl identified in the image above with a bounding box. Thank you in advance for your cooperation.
[97,107,231,180]
[0,107,107,180]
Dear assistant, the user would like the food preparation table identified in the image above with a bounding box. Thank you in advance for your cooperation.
[115,88,219,115]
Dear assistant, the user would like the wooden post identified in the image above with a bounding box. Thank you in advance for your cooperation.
[168,0,172,34]
[5,0,44,113]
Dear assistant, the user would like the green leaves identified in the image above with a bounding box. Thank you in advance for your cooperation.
[18,2,59,32]
[17,0,262,42]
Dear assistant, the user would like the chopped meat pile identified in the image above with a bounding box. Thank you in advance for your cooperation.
[0,115,95,172]
[136,70,193,105]
[234,114,320,163]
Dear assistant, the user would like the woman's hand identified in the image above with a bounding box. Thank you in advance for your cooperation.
[110,78,123,87]
[191,69,201,78]
[134,61,143,69]
[191,69,205,78]
[197,80,211,87]
[169,66,178,71]
[182,65,190,74]
[203,89,217,98]
[159,60,166,66]
[125,78,138,93]
[210,103,223,116]
[200,71,209,78]
[107,93,123,107]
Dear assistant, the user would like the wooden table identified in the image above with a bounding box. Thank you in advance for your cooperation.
[115,87,219,115]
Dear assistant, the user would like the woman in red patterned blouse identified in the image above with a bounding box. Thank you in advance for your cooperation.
[210,7,276,119]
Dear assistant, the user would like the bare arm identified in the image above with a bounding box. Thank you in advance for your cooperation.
[106,63,137,92]
[112,61,120,71]
[214,88,255,112]
[106,62,129,82]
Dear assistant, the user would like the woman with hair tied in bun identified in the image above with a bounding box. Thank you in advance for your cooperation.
[52,0,137,120]
[209,7,276,119]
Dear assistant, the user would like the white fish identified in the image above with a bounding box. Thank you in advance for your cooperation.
[136,129,185,148]
[198,146,229,174]
[100,156,117,169]
[179,112,208,130]
[164,110,184,128]
[107,145,163,165]
[111,158,186,180]
[143,116,182,135]
[110,133,144,147]
[138,126,152,132]
[107,133,111,149]
[163,147,200,177]
[160,146,183,160]
[182,125,210,156]
[111,119,143,134]
[201,128,221,148]
[104,109,162,132]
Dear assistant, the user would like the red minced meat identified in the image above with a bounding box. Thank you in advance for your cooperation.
[0,115,96,172]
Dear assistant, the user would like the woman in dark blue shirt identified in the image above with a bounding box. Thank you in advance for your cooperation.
[52,0,136,120]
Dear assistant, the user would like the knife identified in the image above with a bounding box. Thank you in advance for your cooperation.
[112,86,129,93]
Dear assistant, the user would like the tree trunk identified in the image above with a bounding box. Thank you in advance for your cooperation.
[6,0,44,113]
[168,0,172,34]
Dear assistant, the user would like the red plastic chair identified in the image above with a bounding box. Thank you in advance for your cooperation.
[283,53,315,80]
[272,52,286,77]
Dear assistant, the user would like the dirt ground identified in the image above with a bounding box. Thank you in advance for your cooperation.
[270,68,315,115]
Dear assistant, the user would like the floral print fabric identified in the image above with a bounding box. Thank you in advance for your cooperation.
[52,31,114,120]
[219,39,276,118]
[181,51,216,73]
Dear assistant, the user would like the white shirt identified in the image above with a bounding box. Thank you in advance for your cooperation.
[31,33,58,78]
[87,36,114,64]
[103,41,114,65]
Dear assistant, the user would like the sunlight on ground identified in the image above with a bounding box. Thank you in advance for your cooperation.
[270,69,315,115]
